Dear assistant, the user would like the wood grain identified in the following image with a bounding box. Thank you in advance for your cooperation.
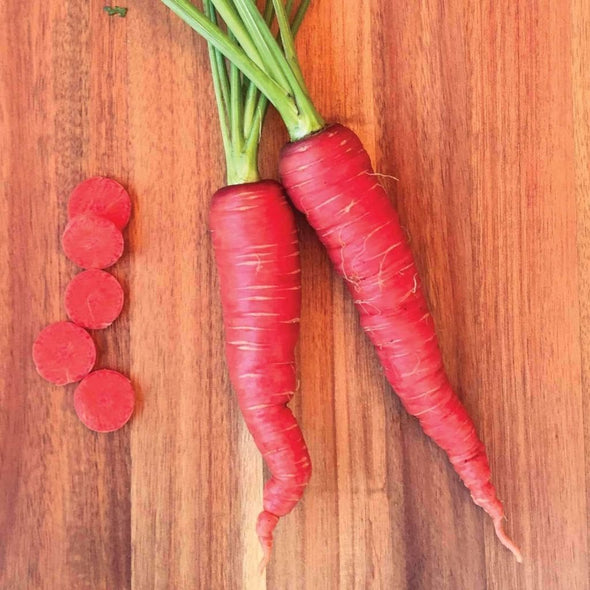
[1,1,588,588]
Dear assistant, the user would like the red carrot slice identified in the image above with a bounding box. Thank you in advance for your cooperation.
[32,321,96,385]
[74,369,135,432]
[65,269,125,329]
[62,214,124,269]
[68,177,131,229]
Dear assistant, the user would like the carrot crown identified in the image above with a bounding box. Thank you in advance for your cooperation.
[160,0,325,141]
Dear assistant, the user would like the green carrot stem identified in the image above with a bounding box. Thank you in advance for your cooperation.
[271,0,306,90]
[160,0,324,140]
[203,1,232,173]
[161,0,301,129]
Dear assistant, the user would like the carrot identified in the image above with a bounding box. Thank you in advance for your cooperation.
[33,321,96,385]
[161,0,521,561]
[65,269,125,329]
[210,180,311,568]
[74,369,135,432]
[68,176,131,230]
[279,124,522,560]
[62,214,124,269]
[201,1,312,569]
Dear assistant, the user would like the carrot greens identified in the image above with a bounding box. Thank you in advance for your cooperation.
[160,0,323,139]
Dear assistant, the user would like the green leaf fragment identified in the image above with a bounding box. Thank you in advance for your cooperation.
[103,6,128,17]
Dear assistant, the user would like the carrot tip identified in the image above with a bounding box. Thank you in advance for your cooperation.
[258,546,271,575]
[493,517,523,563]
[256,511,279,573]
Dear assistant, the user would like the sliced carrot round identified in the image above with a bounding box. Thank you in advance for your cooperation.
[62,214,124,269]
[74,369,135,433]
[65,269,124,329]
[68,176,131,229]
[32,321,96,385]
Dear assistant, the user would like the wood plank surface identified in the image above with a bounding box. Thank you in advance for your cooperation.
[1,1,588,588]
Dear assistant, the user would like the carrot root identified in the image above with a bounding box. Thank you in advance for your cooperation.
[279,123,522,558]
[210,181,311,571]
[493,517,523,563]
[256,509,279,574]
[258,547,272,575]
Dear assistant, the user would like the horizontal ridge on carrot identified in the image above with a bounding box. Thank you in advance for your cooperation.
[160,0,521,561]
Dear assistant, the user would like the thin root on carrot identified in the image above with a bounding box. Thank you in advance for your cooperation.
[494,517,523,563]
[258,545,272,575]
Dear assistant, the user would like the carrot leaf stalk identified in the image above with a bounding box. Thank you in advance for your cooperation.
[203,0,312,183]
[160,0,323,139]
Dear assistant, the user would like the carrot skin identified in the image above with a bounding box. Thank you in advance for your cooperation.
[209,180,311,563]
[279,124,520,559]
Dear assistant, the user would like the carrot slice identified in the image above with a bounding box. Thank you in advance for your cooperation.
[73,369,135,432]
[32,321,96,385]
[62,214,124,269]
[65,269,124,329]
[68,177,131,229]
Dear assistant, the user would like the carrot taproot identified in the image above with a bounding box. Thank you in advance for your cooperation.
[279,124,522,561]
[210,180,311,569]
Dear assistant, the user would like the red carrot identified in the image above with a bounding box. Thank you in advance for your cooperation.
[32,321,96,385]
[74,369,135,432]
[210,181,311,569]
[279,124,521,560]
[201,2,312,569]
[160,0,520,560]
[65,269,125,329]
[62,214,124,269]
[68,176,131,230]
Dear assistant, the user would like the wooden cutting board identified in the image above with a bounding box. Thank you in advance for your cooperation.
[1,1,588,588]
